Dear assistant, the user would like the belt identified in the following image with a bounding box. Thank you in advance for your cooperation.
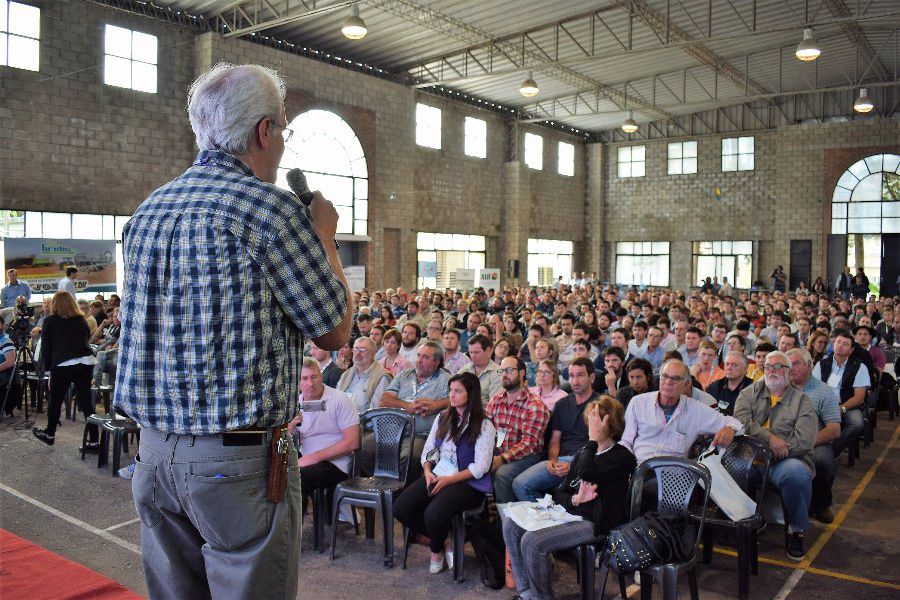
[221,424,284,446]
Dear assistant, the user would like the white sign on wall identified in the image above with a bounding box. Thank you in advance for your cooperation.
[454,268,476,289]
[476,268,501,290]
[344,266,366,292]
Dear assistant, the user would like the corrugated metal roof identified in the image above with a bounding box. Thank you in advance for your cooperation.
[151,0,900,133]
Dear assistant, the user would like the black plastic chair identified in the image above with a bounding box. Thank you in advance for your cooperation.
[400,495,487,582]
[304,453,358,554]
[329,408,415,567]
[695,438,772,600]
[95,411,139,476]
[597,457,712,600]
[862,388,877,447]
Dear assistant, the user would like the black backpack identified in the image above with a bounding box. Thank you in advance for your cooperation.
[604,510,696,573]
[468,512,505,589]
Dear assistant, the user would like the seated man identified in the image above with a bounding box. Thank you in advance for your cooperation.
[441,328,471,375]
[91,307,120,386]
[458,334,502,403]
[486,356,551,503]
[336,336,392,414]
[706,351,753,415]
[690,341,724,391]
[367,340,449,479]
[288,358,360,508]
[511,357,596,501]
[787,348,841,524]
[596,346,627,396]
[734,351,818,562]
[811,329,869,458]
[616,358,655,409]
[746,342,776,382]
[621,359,741,466]
[308,339,344,388]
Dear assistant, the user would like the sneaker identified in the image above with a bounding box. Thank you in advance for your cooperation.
[32,428,55,446]
[814,508,834,524]
[786,531,806,562]
[118,463,136,480]
[445,549,454,571]
[429,556,446,574]
[83,441,100,453]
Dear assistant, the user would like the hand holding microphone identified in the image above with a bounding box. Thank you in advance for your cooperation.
[286,168,340,249]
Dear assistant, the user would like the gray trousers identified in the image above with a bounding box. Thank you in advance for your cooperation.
[502,516,596,600]
[133,429,302,600]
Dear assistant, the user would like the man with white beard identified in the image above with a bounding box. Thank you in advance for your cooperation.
[734,351,818,562]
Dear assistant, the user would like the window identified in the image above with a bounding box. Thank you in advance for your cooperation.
[558,142,575,176]
[722,136,754,171]
[524,133,543,170]
[617,146,645,178]
[1,1,40,71]
[276,110,368,236]
[615,241,669,287]
[104,24,157,93]
[416,232,485,289]
[668,141,697,175]
[464,116,486,159]
[415,103,441,149]
[0,210,129,301]
[831,153,900,287]
[527,239,573,286]
[692,241,753,289]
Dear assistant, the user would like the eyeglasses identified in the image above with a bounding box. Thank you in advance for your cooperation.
[660,374,685,383]
[764,363,789,372]
[499,367,519,374]
[269,120,294,143]
[536,369,553,376]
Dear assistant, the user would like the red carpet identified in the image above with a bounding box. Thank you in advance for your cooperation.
[0,529,143,599]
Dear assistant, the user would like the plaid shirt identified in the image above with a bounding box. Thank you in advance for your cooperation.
[114,150,347,434]
[485,387,550,461]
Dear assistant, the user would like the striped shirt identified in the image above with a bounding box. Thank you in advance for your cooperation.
[620,391,743,464]
[114,150,348,434]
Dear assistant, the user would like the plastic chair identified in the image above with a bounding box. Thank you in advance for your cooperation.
[400,496,487,582]
[305,453,357,554]
[695,437,772,600]
[329,408,415,567]
[597,457,712,600]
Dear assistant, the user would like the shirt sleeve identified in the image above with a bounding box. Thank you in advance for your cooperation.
[258,207,348,339]
[386,371,403,395]
[467,420,497,480]
[853,365,871,388]
[619,399,638,452]
[819,386,842,424]
[420,417,440,466]
[333,390,360,431]
[370,375,390,410]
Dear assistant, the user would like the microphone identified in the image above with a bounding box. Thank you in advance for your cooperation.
[286,168,339,248]
[286,168,315,206]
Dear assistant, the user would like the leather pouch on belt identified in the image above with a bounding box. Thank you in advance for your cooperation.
[267,426,289,503]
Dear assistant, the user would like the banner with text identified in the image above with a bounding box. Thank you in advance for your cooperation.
[4,238,117,293]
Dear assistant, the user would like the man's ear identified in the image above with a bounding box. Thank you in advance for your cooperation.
[255,117,271,149]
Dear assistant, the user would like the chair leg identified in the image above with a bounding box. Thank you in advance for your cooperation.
[661,567,678,600]
[688,567,700,600]
[80,424,89,460]
[847,442,855,467]
[329,494,343,561]
[111,430,123,476]
[750,529,760,575]
[400,525,410,570]
[702,527,714,564]
[381,494,394,568]
[364,507,375,539]
[737,526,751,600]
[618,574,629,600]
[97,428,109,468]
[640,571,653,600]
[578,545,595,600]
[452,513,465,582]
[596,560,609,599]
[313,488,325,554]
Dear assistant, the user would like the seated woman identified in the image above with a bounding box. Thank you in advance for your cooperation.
[393,371,496,574]
[502,395,636,600]
[529,359,567,412]
[377,328,412,376]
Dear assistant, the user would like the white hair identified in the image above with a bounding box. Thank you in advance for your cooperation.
[187,63,286,156]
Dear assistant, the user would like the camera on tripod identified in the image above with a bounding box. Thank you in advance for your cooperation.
[9,299,35,348]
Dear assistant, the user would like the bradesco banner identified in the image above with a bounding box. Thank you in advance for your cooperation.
[4,238,116,293]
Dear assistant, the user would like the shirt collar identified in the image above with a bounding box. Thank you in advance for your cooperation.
[193,150,256,178]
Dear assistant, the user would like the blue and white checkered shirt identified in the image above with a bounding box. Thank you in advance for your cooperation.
[114,150,348,434]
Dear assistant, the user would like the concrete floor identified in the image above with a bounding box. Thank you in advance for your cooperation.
[1,407,898,600]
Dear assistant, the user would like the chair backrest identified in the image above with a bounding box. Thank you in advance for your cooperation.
[629,456,712,518]
[720,436,772,509]
[359,407,415,481]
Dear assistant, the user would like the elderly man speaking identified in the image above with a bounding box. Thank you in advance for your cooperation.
[115,64,352,599]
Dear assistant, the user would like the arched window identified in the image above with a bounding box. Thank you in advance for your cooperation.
[276,110,368,236]
[831,153,900,289]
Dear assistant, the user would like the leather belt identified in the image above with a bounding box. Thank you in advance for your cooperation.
[221,425,282,446]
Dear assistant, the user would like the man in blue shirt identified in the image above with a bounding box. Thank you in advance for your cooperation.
[114,63,351,600]
[1,269,32,308]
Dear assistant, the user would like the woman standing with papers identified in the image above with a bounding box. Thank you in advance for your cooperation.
[502,395,635,600]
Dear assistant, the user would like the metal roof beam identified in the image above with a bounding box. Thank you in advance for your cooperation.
[823,0,890,80]
[214,0,355,38]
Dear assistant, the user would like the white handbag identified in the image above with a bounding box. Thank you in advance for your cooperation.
[698,446,757,522]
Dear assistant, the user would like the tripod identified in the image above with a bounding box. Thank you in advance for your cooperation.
[0,343,34,423]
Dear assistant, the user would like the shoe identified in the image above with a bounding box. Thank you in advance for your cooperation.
[32,428,55,446]
[445,549,454,571]
[814,508,834,524]
[429,556,446,574]
[83,441,100,453]
[786,531,806,562]
[118,463,136,480]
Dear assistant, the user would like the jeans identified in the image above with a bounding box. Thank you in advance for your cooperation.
[833,408,863,457]
[752,458,812,532]
[493,454,542,504]
[134,429,301,600]
[811,445,837,512]
[512,456,573,501]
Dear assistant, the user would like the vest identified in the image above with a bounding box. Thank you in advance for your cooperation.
[435,423,493,494]
[817,353,862,403]
[337,362,391,411]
